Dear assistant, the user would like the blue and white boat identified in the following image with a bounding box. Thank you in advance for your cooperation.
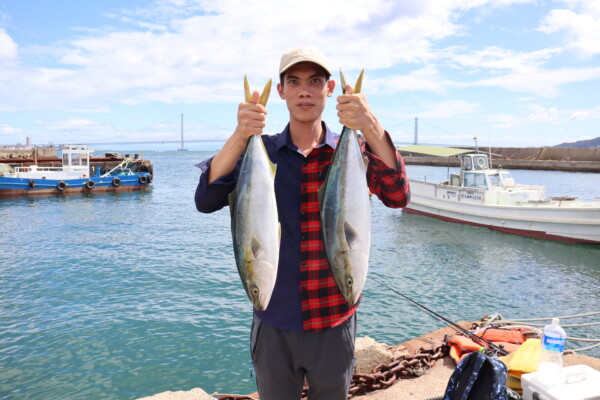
[0,145,152,197]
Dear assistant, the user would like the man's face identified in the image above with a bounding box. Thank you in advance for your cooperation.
[277,62,335,125]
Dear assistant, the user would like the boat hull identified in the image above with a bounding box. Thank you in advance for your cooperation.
[405,180,600,244]
[0,175,151,197]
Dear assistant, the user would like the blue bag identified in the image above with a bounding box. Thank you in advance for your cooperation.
[443,351,508,400]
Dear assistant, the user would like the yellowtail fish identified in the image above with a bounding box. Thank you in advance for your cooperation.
[318,69,371,305]
[229,76,280,311]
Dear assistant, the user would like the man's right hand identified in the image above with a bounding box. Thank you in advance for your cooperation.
[234,90,267,142]
[208,90,268,184]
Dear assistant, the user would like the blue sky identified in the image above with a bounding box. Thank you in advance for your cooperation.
[1,0,599,150]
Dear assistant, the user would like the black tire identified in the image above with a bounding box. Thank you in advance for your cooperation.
[29,179,36,188]
[138,165,150,173]
[112,177,121,187]
[85,180,96,189]
[57,181,67,191]
[138,175,148,184]
[100,167,110,175]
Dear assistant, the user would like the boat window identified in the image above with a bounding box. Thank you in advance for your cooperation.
[62,154,69,165]
[488,174,502,188]
[72,154,81,166]
[463,172,487,188]
[461,156,473,170]
[473,156,488,170]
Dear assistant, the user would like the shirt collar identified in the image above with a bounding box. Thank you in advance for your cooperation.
[275,122,338,153]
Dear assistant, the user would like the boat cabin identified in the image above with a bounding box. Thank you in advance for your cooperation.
[10,145,94,180]
[451,153,514,190]
[61,145,93,173]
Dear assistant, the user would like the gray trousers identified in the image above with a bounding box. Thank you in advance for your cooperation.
[250,313,357,400]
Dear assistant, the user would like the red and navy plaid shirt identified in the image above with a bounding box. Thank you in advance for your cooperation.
[195,122,410,332]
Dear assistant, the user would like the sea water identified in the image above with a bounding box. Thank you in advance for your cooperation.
[1,151,599,400]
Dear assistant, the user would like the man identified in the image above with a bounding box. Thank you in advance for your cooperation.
[195,45,410,400]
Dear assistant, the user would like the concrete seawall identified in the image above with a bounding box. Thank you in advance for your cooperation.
[399,146,600,172]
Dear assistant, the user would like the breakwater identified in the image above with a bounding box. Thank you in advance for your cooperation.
[398,147,600,172]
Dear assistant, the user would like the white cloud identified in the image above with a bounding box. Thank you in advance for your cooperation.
[446,46,562,74]
[568,106,600,120]
[0,0,536,111]
[0,123,20,134]
[419,100,481,118]
[370,67,452,94]
[473,67,600,97]
[524,104,559,123]
[538,0,600,57]
[0,28,17,60]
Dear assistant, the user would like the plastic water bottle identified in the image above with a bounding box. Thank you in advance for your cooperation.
[537,317,566,384]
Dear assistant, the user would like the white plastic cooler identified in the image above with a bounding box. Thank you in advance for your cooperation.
[521,364,600,400]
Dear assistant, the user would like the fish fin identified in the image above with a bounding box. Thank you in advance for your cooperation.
[259,79,272,106]
[318,179,326,209]
[228,189,236,218]
[340,69,347,93]
[339,68,364,94]
[344,221,359,250]
[251,233,263,258]
[244,75,251,103]
[354,69,364,94]
[255,135,277,177]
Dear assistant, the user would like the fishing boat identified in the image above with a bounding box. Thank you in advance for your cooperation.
[0,145,152,197]
[398,145,600,244]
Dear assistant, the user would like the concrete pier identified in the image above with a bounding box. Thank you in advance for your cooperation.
[399,146,600,172]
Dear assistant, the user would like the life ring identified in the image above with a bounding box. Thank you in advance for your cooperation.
[138,175,149,184]
[112,177,121,187]
[29,179,36,188]
[476,158,487,169]
[57,181,67,191]
[85,180,96,189]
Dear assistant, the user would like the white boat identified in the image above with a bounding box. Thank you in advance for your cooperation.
[399,145,600,244]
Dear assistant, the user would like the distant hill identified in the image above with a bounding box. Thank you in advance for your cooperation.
[554,137,600,148]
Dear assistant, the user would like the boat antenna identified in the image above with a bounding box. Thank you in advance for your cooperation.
[473,136,479,153]
[370,276,509,356]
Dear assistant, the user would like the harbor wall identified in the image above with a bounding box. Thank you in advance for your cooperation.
[0,148,56,160]
[399,147,600,172]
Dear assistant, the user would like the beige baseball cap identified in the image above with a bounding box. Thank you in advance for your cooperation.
[279,45,332,76]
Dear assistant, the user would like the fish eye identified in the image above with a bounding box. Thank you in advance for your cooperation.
[252,288,259,295]
[347,278,353,287]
